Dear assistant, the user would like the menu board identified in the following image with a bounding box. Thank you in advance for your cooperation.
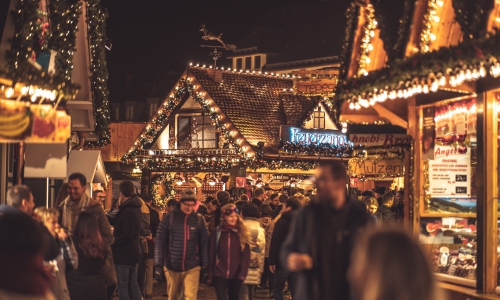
[429,145,471,198]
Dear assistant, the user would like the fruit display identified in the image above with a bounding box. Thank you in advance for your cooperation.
[0,100,31,140]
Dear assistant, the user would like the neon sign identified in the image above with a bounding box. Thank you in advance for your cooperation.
[281,126,348,146]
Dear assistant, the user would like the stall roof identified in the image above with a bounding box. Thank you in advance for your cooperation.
[67,150,107,185]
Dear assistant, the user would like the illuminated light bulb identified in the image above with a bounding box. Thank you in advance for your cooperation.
[368,44,374,51]
[370,30,375,37]
[397,90,404,98]
[20,86,28,95]
[31,94,37,102]
[189,62,193,66]
[202,65,206,68]
[480,66,487,77]
[349,102,355,110]
[369,98,376,106]
[430,33,437,41]
[472,69,479,80]
[465,69,472,81]
[358,99,369,108]
[355,103,361,110]
[436,0,444,6]
[433,16,440,22]
[365,57,371,64]
[389,91,397,100]
[373,20,378,26]
[423,85,430,94]
[4,87,14,98]
[430,81,439,92]
[403,89,409,98]
[196,64,200,67]
[438,76,446,86]
[341,127,347,133]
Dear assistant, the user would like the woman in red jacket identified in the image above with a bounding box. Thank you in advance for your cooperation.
[208,203,250,300]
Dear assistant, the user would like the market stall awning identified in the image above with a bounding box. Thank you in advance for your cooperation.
[67,150,107,186]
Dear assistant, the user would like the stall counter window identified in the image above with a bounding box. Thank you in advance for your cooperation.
[418,97,480,287]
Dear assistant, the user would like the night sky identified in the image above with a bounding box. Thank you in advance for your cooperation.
[101,0,322,102]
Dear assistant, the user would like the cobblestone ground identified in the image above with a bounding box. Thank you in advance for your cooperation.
[149,281,291,299]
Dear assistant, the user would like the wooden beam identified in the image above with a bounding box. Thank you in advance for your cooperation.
[407,96,420,237]
[371,103,408,128]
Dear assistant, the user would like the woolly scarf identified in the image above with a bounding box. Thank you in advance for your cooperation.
[60,194,91,234]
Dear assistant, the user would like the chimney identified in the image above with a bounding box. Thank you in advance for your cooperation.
[207,69,223,83]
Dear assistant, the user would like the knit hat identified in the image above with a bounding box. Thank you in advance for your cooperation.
[179,189,197,203]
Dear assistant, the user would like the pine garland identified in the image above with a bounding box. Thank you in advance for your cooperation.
[48,0,82,82]
[85,0,111,147]
[339,2,359,80]
[452,0,493,40]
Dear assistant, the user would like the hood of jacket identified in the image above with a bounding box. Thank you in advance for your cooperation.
[259,216,272,229]
[119,195,142,209]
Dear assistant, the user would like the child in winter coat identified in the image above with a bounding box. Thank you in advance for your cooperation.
[208,204,251,300]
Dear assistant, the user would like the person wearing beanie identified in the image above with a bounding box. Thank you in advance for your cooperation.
[154,189,209,300]
[373,187,386,207]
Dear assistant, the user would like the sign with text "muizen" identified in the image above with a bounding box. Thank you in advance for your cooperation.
[349,159,404,177]
[281,126,348,146]
[349,134,412,147]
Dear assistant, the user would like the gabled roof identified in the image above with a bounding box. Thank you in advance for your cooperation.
[188,68,322,153]
[122,67,326,163]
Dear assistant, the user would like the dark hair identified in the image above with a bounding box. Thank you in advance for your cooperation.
[68,172,87,187]
[270,193,279,201]
[210,199,220,207]
[7,185,32,208]
[216,191,230,204]
[254,188,265,198]
[241,203,260,218]
[234,200,246,210]
[382,193,395,205]
[75,211,106,259]
[278,194,288,203]
[361,190,374,198]
[285,196,302,211]
[259,204,273,217]
[167,199,178,209]
[318,160,348,183]
[0,213,43,254]
[197,205,208,215]
[141,194,152,202]
[93,189,104,198]
[119,180,136,198]
[205,196,216,203]
[240,195,249,202]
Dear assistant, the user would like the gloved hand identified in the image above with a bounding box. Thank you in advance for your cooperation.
[154,265,165,283]
[199,267,208,284]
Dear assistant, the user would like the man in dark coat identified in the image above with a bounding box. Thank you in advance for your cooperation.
[378,193,397,225]
[282,161,372,300]
[252,188,265,208]
[154,189,209,300]
[269,197,302,300]
[109,180,143,300]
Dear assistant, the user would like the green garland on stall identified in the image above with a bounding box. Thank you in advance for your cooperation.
[151,173,175,209]
[280,140,352,157]
[372,0,414,61]
[134,156,244,172]
[452,0,493,40]
[122,76,247,164]
[85,0,111,147]
[48,0,82,82]
[339,2,359,80]
[4,0,80,100]
[249,159,319,171]
[336,31,500,102]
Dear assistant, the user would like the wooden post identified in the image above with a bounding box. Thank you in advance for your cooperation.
[106,177,112,210]
[407,97,420,236]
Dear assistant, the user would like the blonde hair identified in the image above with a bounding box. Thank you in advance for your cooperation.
[220,203,249,250]
[39,208,59,223]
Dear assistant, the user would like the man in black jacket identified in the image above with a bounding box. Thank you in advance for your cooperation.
[143,195,160,298]
[269,197,302,300]
[282,161,372,300]
[109,180,143,300]
[252,188,265,208]
[378,193,397,226]
[154,189,209,300]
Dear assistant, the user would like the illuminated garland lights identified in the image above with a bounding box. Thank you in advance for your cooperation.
[280,140,352,157]
[151,173,175,209]
[133,156,244,172]
[452,0,493,41]
[249,159,319,171]
[420,0,443,53]
[357,4,377,77]
[48,0,82,82]
[85,0,111,147]
[122,76,253,164]
[3,0,80,100]
[337,31,500,110]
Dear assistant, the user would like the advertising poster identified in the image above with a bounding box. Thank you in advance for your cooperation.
[429,144,471,198]
[422,106,436,160]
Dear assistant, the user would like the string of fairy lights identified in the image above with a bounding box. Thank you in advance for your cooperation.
[419,0,444,53]
[357,4,377,77]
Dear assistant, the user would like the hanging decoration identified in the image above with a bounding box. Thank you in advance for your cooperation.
[452,0,493,41]
[337,31,500,110]
[122,75,252,164]
[249,159,319,171]
[357,4,377,77]
[85,0,111,147]
[151,173,175,209]
[133,156,244,172]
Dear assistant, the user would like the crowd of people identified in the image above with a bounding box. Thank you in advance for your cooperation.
[0,161,444,300]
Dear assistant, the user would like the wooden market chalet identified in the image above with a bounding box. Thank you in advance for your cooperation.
[120,66,354,199]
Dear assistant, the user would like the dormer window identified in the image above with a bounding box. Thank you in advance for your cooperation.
[313,107,325,129]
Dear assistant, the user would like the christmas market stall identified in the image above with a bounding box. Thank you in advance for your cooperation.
[336,0,500,298]
[121,65,361,209]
